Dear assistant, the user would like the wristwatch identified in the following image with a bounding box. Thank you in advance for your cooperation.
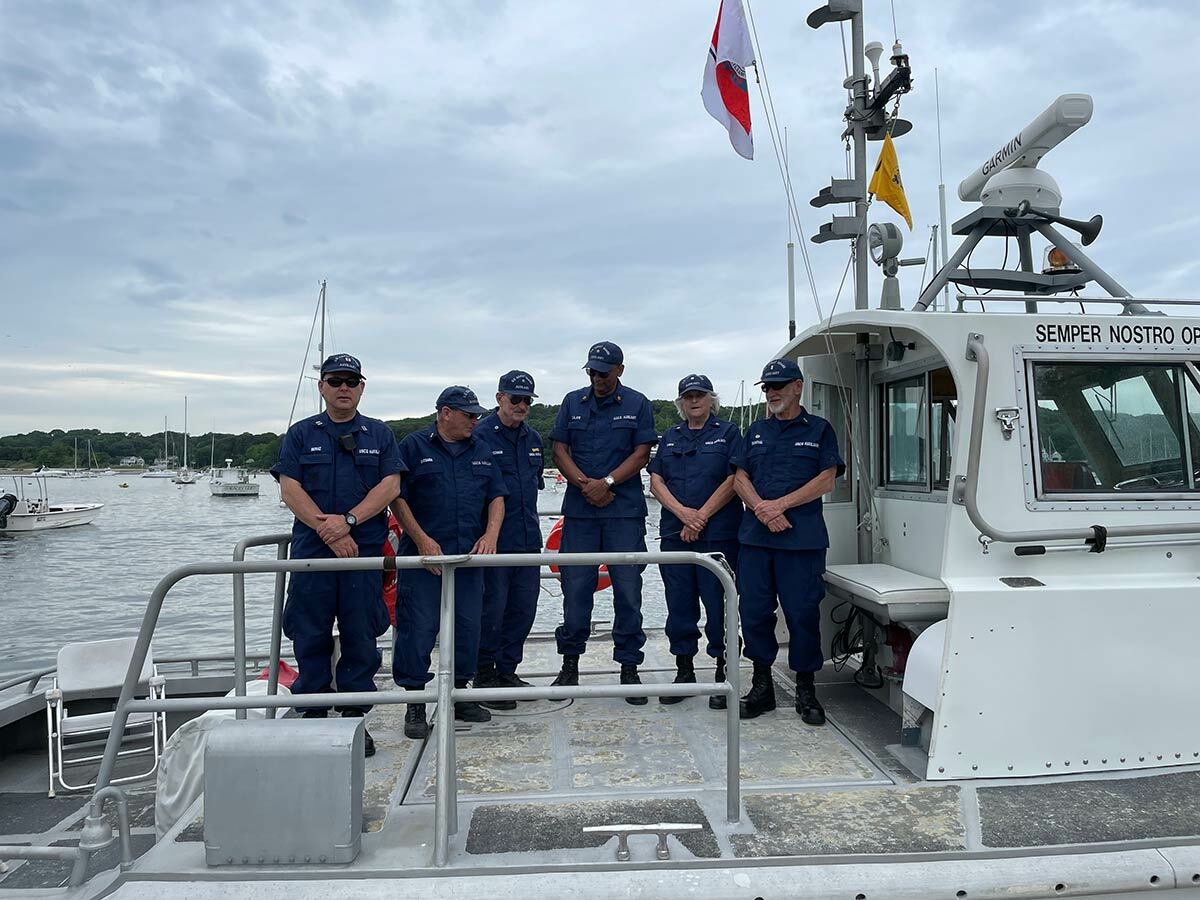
[603,475,616,488]
[344,513,358,527]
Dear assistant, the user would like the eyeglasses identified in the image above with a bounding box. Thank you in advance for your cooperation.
[761,381,795,392]
[324,376,362,388]
[587,368,613,379]
[451,409,481,420]
[507,395,532,406]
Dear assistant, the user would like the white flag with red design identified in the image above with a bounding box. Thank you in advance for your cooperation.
[701,0,755,160]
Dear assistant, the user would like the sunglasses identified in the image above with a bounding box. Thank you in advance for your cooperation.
[507,394,532,406]
[761,381,795,392]
[324,376,362,388]
[587,368,614,379]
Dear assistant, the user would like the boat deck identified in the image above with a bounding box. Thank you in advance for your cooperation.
[5,634,1200,895]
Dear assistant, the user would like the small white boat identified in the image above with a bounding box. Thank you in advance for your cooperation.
[209,459,259,497]
[0,477,102,532]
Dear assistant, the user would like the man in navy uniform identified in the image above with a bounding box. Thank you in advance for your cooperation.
[647,374,742,708]
[391,386,507,739]
[472,371,545,709]
[273,354,404,757]
[731,358,844,725]
[549,341,658,701]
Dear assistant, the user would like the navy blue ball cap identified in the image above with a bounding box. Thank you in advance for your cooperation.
[583,341,624,373]
[498,370,537,398]
[320,353,364,378]
[677,373,714,397]
[436,385,488,415]
[755,358,804,385]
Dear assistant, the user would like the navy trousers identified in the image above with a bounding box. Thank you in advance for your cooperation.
[737,545,827,673]
[659,537,739,659]
[479,564,541,674]
[555,516,647,665]
[283,570,389,714]
[392,566,484,687]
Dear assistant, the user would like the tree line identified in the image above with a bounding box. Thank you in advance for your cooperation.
[0,399,768,469]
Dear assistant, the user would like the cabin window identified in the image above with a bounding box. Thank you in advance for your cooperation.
[880,366,957,492]
[883,375,928,488]
[1032,361,1198,495]
[810,381,852,503]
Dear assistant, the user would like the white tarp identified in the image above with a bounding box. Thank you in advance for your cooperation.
[155,680,290,838]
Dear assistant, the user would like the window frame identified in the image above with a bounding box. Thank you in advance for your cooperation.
[880,372,932,491]
[809,380,854,505]
[1017,347,1200,510]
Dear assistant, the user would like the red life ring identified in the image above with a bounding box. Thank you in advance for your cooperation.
[546,517,612,592]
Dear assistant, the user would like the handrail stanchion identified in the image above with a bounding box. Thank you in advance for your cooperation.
[232,542,249,721]
[265,539,289,719]
[713,555,742,824]
[446,562,459,838]
[433,560,456,867]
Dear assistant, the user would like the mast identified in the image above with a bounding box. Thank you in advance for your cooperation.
[935,68,951,311]
[163,416,168,466]
[317,279,327,368]
[808,1,913,567]
[183,397,189,469]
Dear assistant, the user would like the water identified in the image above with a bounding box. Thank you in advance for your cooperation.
[0,475,668,680]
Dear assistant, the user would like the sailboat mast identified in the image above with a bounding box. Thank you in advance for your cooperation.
[183,396,189,469]
[163,416,168,465]
[317,279,327,363]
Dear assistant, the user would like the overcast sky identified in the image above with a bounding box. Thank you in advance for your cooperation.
[1,0,1195,436]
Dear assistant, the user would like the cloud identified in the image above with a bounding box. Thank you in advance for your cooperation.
[0,0,1196,436]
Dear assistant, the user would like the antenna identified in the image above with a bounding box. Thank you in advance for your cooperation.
[935,68,951,311]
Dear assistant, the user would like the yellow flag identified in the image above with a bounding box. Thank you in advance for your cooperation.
[868,133,913,230]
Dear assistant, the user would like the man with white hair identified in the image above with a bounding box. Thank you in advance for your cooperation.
[731,358,844,725]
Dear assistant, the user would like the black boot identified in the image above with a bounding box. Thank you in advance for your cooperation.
[454,679,492,723]
[403,703,428,740]
[708,655,727,710]
[476,664,516,710]
[620,663,647,705]
[340,710,375,757]
[659,654,696,705]
[500,671,532,688]
[551,654,579,686]
[739,662,776,719]
[795,672,826,726]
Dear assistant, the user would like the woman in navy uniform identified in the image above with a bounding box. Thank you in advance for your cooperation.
[390,386,508,739]
[472,371,545,708]
[272,354,404,757]
[731,358,844,725]
[648,374,742,709]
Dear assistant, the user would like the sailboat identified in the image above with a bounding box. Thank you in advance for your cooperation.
[142,418,178,478]
[60,438,97,479]
[173,397,197,484]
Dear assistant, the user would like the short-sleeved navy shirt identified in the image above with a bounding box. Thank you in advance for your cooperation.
[647,415,743,541]
[474,412,545,552]
[549,383,659,518]
[396,426,508,555]
[731,409,845,550]
[271,411,405,559]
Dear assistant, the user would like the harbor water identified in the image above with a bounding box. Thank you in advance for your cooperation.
[0,475,670,680]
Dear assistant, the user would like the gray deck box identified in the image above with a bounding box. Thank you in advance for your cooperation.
[203,717,363,866]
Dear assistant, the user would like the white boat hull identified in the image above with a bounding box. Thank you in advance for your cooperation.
[210,482,260,497]
[1,503,103,532]
[142,471,178,479]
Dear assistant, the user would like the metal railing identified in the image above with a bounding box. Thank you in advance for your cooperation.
[87,541,742,871]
